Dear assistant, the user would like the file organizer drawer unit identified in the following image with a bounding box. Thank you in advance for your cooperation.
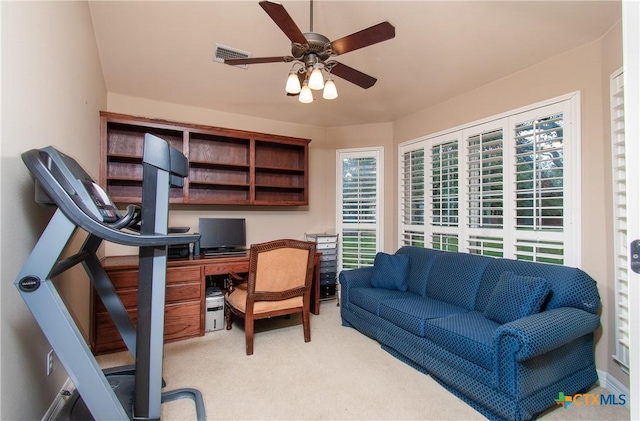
[305,233,338,300]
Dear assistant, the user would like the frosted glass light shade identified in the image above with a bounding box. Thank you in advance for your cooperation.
[285,72,301,94]
[323,79,338,100]
[308,68,324,90]
[299,83,313,103]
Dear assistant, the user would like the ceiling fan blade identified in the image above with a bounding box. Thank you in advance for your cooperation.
[330,21,396,56]
[224,56,294,66]
[259,1,308,45]
[328,62,377,89]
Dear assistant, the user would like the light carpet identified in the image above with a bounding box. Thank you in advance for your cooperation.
[97,302,629,420]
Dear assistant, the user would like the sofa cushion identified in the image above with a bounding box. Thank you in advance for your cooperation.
[475,258,600,314]
[424,311,500,370]
[427,252,492,309]
[370,252,410,291]
[483,272,550,324]
[350,287,414,315]
[395,246,444,296]
[379,296,468,337]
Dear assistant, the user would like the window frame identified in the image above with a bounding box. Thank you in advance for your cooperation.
[398,92,581,266]
[336,147,384,270]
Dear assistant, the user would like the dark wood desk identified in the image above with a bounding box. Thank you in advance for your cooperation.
[92,253,321,354]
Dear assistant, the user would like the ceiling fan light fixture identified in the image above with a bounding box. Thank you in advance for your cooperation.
[308,66,325,90]
[299,81,314,103]
[285,70,301,94]
[323,78,338,100]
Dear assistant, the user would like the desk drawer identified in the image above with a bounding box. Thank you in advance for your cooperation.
[167,266,201,284]
[164,301,202,341]
[94,282,201,313]
[108,270,139,289]
[92,301,202,354]
[106,266,201,289]
[203,261,248,276]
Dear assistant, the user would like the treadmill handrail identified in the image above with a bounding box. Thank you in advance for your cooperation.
[22,149,198,247]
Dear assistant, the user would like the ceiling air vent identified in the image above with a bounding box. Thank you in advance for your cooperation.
[214,44,251,69]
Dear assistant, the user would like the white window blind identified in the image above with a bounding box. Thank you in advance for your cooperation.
[400,147,426,247]
[398,93,580,266]
[429,138,460,251]
[514,114,565,232]
[610,68,629,371]
[430,140,459,228]
[337,148,383,269]
[465,122,507,258]
[467,129,504,229]
[512,105,570,265]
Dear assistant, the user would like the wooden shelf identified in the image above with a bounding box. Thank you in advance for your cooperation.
[100,112,310,205]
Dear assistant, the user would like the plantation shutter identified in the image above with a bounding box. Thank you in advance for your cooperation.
[610,69,629,370]
[429,137,460,251]
[464,121,507,257]
[400,146,426,247]
[337,149,383,269]
[397,94,579,266]
[512,104,571,265]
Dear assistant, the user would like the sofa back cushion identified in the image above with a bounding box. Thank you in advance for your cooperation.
[370,252,410,291]
[426,251,492,309]
[396,246,444,296]
[475,258,600,314]
[483,272,550,324]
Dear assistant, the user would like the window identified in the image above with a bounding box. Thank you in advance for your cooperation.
[337,148,383,269]
[399,93,580,266]
[429,136,460,251]
[610,68,629,371]
[400,148,425,247]
[465,121,507,258]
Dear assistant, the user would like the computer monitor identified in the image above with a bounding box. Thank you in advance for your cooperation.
[198,218,246,253]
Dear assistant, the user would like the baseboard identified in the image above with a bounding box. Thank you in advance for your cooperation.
[597,369,630,407]
[41,377,75,421]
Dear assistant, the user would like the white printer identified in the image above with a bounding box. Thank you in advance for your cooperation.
[205,287,224,332]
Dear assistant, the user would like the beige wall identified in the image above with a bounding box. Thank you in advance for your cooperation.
[104,94,333,256]
[1,2,107,420]
[393,26,625,386]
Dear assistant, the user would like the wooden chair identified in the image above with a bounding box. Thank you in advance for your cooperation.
[224,239,316,355]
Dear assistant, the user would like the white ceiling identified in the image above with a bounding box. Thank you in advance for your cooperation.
[88,1,621,128]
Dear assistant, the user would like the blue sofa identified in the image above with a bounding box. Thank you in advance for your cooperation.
[339,246,601,421]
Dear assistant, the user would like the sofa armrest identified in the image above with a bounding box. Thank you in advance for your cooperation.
[339,267,374,306]
[494,307,599,361]
[493,307,599,395]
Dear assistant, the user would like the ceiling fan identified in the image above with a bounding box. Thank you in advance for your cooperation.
[224,0,395,102]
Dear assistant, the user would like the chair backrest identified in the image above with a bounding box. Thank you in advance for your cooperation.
[247,239,316,299]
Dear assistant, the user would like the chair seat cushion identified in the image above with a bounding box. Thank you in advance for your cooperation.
[379,296,468,337]
[226,287,303,314]
[424,311,500,370]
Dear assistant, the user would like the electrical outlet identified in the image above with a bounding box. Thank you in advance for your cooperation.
[46,349,55,376]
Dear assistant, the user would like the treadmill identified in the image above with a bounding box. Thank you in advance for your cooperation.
[16,134,205,420]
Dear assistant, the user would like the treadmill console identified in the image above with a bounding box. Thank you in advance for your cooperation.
[35,147,121,224]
